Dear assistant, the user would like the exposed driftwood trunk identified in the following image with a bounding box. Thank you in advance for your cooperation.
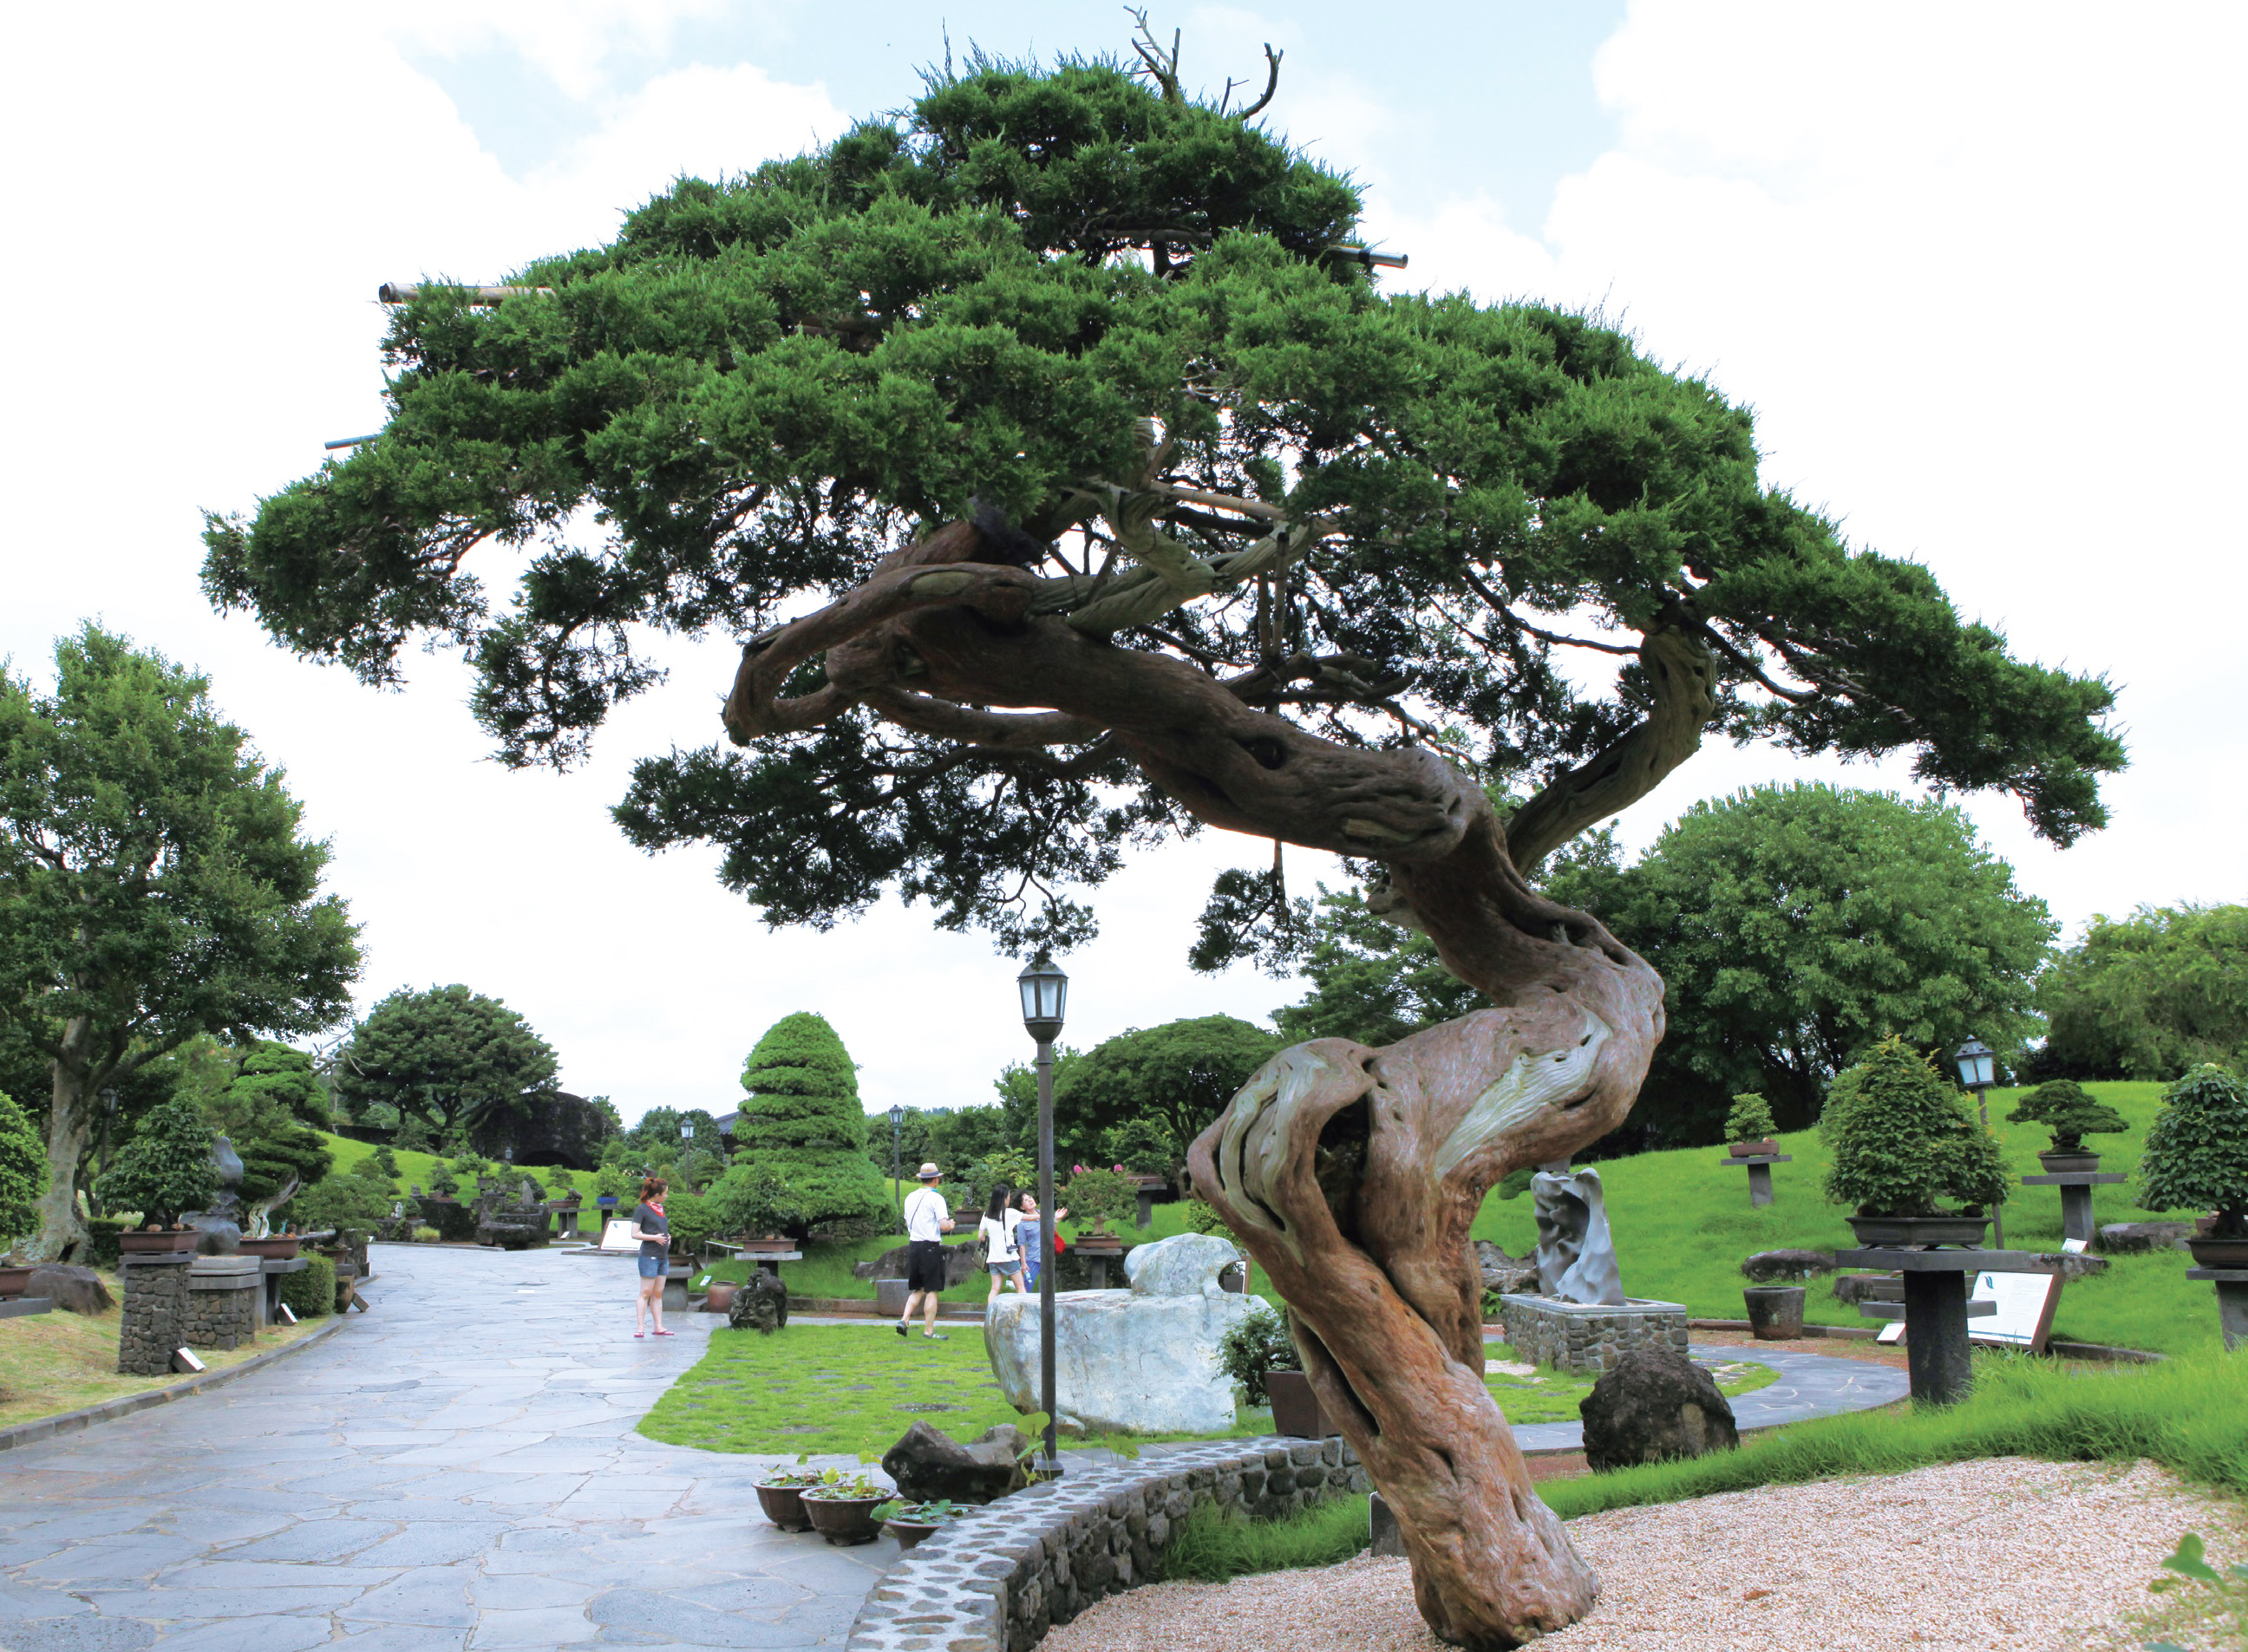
[719,516,1695,1647]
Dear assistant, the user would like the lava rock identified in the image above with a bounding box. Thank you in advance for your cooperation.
[1741,1249,1838,1283]
[727,1273,789,1333]
[855,1239,982,1288]
[881,1421,1031,1505]
[2021,1250,2111,1282]
[24,1264,112,1315]
[2095,1222,2194,1255]
[1474,1239,1539,1296]
[1579,1346,1740,1472]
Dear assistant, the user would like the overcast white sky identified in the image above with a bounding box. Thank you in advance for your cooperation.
[3,3,2241,1125]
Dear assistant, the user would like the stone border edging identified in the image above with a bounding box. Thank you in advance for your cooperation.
[0,1312,348,1453]
[1683,1316,2165,1363]
[848,1435,1368,1652]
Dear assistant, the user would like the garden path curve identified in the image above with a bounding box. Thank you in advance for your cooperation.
[0,1242,890,1651]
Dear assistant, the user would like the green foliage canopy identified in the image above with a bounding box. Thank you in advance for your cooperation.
[334,984,560,1141]
[2039,904,2248,1080]
[1723,1093,1777,1142]
[97,1092,219,1227]
[0,1091,44,1241]
[1051,1015,1278,1171]
[202,1043,335,1211]
[1820,1037,2009,1218]
[2138,1065,2248,1233]
[731,1011,887,1232]
[200,55,2121,965]
[2003,1079,2127,1153]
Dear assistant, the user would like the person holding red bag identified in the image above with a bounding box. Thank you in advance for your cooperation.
[1012,1190,1069,1290]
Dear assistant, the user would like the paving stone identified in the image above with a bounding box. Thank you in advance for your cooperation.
[353,1522,514,1567]
[0,1617,160,1651]
[469,1604,600,1646]
[470,1572,604,1610]
[342,1565,480,1628]
[217,1521,394,1563]
[152,1612,337,1651]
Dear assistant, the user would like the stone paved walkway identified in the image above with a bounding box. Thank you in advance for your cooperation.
[0,1244,892,1650]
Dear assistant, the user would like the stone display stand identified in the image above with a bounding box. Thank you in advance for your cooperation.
[117,1253,193,1375]
[1074,1237,1126,1290]
[2019,1170,2126,1244]
[745,1249,802,1282]
[258,1257,308,1327]
[1499,1293,1689,1374]
[1716,1153,1793,1207]
[186,1256,262,1350]
[1835,1247,2048,1405]
[847,1435,1367,1652]
[1128,1176,1167,1230]
[2186,1268,2248,1351]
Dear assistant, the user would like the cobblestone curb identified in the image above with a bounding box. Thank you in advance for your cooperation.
[847,1435,1369,1652]
[0,1312,347,1453]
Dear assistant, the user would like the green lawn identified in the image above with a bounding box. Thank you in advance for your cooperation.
[1468,1081,2223,1358]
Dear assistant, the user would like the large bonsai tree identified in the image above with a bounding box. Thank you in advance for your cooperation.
[1820,1037,2010,1219]
[199,44,2121,1649]
[728,1011,888,1232]
[333,984,560,1142]
[2139,1065,2248,1238]
[2005,1079,2127,1155]
[96,1093,219,1229]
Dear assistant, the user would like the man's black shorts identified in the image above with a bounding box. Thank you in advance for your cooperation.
[906,1238,947,1292]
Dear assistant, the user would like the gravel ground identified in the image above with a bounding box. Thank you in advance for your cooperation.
[1042,1457,2244,1652]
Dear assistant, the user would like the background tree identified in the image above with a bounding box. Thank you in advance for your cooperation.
[992,1049,1085,1154]
[200,42,2124,1646]
[730,1012,888,1233]
[333,984,559,1144]
[2037,904,2248,1079]
[1053,1015,1279,1177]
[0,627,361,1257]
[0,1092,44,1244]
[95,1092,219,1228]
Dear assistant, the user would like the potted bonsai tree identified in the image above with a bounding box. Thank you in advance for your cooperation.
[97,1094,219,1253]
[1219,1300,1334,1437]
[1821,1036,2009,1246]
[1062,1166,1134,1242]
[1725,1093,1780,1158]
[2005,1080,2128,1174]
[2138,1065,2248,1269]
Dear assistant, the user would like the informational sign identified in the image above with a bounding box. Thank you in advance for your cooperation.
[1969,1270,2063,1352]
[599,1218,638,1252]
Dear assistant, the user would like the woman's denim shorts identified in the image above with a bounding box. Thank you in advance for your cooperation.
[988,1261,1018,1277]
[637,1254,666,1278]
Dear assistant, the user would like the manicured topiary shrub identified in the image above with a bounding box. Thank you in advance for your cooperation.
[1820,1036,2009,1218]
[97,1093,218,1226]
[278,1252,335,1319]
[2005,1079,2127,1153]
[1724,1093,1778,1143]
[731,1013,888,1235]
[2139,1065,2248,1237]
[0,1090,44,1244]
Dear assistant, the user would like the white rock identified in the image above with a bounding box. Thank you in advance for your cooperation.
[986,1232,1257,1434]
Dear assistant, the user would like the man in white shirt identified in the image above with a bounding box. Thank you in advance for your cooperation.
[898,1162,956,1339]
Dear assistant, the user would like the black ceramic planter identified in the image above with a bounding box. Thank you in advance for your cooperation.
[802,1493,887,1546]
[754,1483,812,1532]
[1845,1214,1990,1248]
[1266,1368,1338,1439]
[2036,1149,2101,1175]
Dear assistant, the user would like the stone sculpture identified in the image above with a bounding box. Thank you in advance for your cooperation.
[984,1232,1255,1434]
[1532,1166,1624,1306]
[474,1178,551,1250]
[180,1136,245,1256]
[727,1272,789,1333]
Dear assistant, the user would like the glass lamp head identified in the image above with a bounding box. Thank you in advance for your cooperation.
[1953,1035,1996,1090]
[1016,957,1069,1043]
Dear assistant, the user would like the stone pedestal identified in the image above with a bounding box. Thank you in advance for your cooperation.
[1075,1238,1126,1290]
[2186,1269,2248,1352]
[1717,1153,1793,1207]
[2020,1171,2126,1244]
[1836,1246,2049,1405]
[186,1256,262,1350]
[117,1253,193,1374]
[258,1257,308,1327]
[1497,1294,1689,1374]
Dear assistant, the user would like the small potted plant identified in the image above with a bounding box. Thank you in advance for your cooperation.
[753,1461,826,1531]
[1725,1093,1779,1157]
[99,1095,219,1253]
[2138,1065,2248,1269]
[883,1498,967,1551]
[800,1470,892,1545]
[1821,1036,2009,1246]
[1219,1301,1334,1437]
[2005,1079,2128,1174]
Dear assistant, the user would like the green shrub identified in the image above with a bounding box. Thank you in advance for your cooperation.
[1180,1197,1233,1240]
[1215,1300,1299,1407]
[963,1147,1037,1212]
[1724,1093,1777,1142]
[278,1252,335,1319]
[2139,1064,2248,1236]
[97,1094,218,1226]
[428,1161,460,1197]
[1820,1036,2009,1217]
[294,1172,393,1238]
[2005,1079,2127,1153]
[733,1012,890,1233]
[708,1164,806,1239]
[411,1225,440,1243]
[665,1190,717,1258]
[0,1089,44,1243]
[82,1216,125,1270]
[1158,1493,1368,1583]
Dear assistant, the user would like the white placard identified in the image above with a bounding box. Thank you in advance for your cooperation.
[599,1218,639,1252]
[1876,1319,1906,1344]
[1970,1270,2062,1349]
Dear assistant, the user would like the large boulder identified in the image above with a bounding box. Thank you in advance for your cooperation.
[853,1239,981,1287]
[985,1232,1255,1434]
[1741,1249,1838,1283]
[1579,1347,1740,1472]
[2096,1222,2193,1255]
[1474,1240,1539,1296]
[23,1265,112,1315]
[881,1421,1030,1505]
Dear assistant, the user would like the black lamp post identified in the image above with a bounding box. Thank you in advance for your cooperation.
[1953,1035,2003,1248]
[888,1104,905,1219]
[1017,956,1069,1477]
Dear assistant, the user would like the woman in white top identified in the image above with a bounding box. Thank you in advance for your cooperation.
[978,1185,1025,1303]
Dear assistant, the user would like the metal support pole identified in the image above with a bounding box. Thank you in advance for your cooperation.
[1973,1085,2004,1249]
[1036,1036,1061,1476]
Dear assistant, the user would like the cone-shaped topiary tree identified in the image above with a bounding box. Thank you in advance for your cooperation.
[2138,1065,2248,1238]
[1821,1037,2009,1218]
[97,1093,219,1228]
[2005,1079,2127,1155]
[730,1012,888,1235]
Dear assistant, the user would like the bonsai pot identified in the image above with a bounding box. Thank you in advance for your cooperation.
[1729,1139,1779,1158]
[801,1491,888,1545]
[700,1281,739,1314]
[238,1236,301,1261]
[596,1195,619,1210]
[118,1228,201,1256]
[1742,1284,1807,1340]
[1845,1214,1990,1248]
[754,1482,813,1531]
[0,1264,33,1300]
[2036,1148,2101,1174]
[739,1237,794,1254]
[1265,1368,1338,1439]
[1075,1231,1125,1252]
[2185,1235,2248,1269]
